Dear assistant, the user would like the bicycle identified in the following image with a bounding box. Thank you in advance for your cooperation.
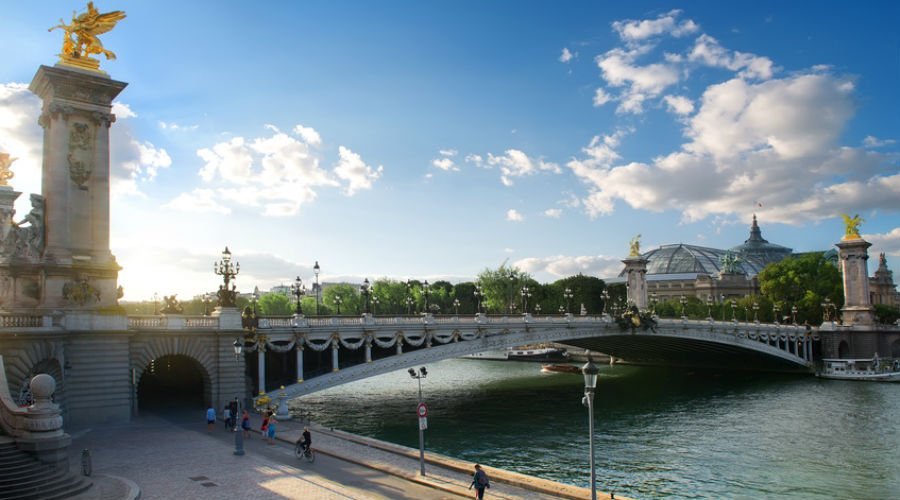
[294,442,315,463]
[80,448,92,477]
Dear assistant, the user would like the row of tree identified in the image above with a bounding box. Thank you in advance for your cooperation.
[121,252,899,325]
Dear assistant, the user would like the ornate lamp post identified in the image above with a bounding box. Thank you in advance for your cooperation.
[773,303,781,325]
[559,305,565,314]
[521,285,531,314]
[721,294,726,322]
[202,293,212,316]
[453,298,460,315]
[679,294,687,319]
[731,301,737,322]
[474,284,483,313]
[231,339,245,456]
[421,280,430,314]
[291,276,305,315]
[371,295,379,315]
[791,305,798,325]
[822,297,835,322]
[535,303,542,315]
[752,302,759,323]
[706,296,713,320]
[313,261,320,315]
[153,292,159,315]
[361,278,371,314]
[601,289,610,315]
[581,354,599,500]
[564,287,573,314]
[214,247,240,307]
[650,293,658,315]
[408,366,428,476]
[333,294,343,315]
[406,279,413,314]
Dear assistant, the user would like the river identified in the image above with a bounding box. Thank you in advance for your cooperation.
[292,358,899,500]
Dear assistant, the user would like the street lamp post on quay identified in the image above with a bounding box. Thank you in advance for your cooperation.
[421,280,430,314]
[408,367,428,476]
[564,287,573,314]
[231,338,245,456]
[582,354,599,500]
[361,278,371,314]
[334,295,343,315]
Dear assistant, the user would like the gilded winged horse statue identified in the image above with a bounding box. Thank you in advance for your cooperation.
[49,2,126,71]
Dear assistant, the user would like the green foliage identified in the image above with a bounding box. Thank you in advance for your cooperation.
[546,274,606,314]
[874,304,900,325]
[759,253,843,325]
[257,293,293,315]
[475,265,532,314]
[322,284,361,315]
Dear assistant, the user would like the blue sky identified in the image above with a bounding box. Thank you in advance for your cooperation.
[2,1,898,300]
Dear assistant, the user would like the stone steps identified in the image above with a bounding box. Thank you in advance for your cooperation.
[0,442,92,500]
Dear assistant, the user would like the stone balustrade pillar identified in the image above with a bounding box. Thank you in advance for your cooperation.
[836,237,875,326]
[622,257,649,310]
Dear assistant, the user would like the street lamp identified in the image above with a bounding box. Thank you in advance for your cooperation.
[721,294,726,322]
[508,272,516,314]
[421,280,430,314]
[752,302,759,323]
[535,303,542,315]
[521,285,531,314]
[406,279,413,314]
[679,295,687,319]
[559,304,565,314]
[202,293,212,316]
[371,294,379,315]
[773,303,781,325]
[731,301,737,322]
[291,276,305,315]
[153,292,159,315]
[453,298,460,315]
[601,289,609,315]
[313,261,321,315]
[650,293,658,315]
[791,305,798,325]
[408,366,428,476]
[822,297,834,322]
[564,288,573,314]
[361,278,371,314]
[706,296,713,320]
[214,247,240,308]
[231,339,245,456]
[581,354,599,500]
[474,284,483,314]
[333,294,343,315]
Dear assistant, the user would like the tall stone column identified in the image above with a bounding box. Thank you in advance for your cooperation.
[622,257,649,310]
[28,65,127,309]
[836,237,875,326]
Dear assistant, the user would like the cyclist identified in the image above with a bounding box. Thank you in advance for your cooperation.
[296,426,312,454]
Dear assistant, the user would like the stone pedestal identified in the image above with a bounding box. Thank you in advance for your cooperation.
[836,237,875,326]
[622,257,649,310]
[28,65,128,310]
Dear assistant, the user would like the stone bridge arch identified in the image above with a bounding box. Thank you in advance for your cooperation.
[130,335,217,410]
[0,339,67,410]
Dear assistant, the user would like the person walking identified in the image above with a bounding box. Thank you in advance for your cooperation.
[240,410,251,438]
[470,464,490,499]
[229,398,240,430]
[222,405,231,431]
[260,413,269,438]
[266,416,277,444]
[206,406,216,433]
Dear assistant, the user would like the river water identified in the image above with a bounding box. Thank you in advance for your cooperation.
[294,359,899,500]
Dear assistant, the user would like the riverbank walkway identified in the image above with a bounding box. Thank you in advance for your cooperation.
[65,410,618,500]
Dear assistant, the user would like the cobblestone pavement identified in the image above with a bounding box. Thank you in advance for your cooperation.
[64,410,601,500]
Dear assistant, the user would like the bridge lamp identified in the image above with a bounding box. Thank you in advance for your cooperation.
[731,301,737,322]
[581,354,599,500]
[313,261,321,315]
[371,294,379,315]
[153,292,159,315]
[535,303,542,315]
[679,295,687,319]
[601,289,610,315]
[453,298,460,315]
[564,288,573,314]
[752,302,759,323]
[773,303,781,325]
[406,295,414,315]
[706,296,713,320]
[291,276,305,315]
[232,338,243,360]
[559,305,565,314]
[721,294,726,322]
[521,285,531,314]
[650,293,657,315]
[474,284,483,313]
[333,294,343,315]
[408,366,428,476]
[361,278,371,314]
[791,305,798,325]
[421,280,430,313]
[508,272,516,314]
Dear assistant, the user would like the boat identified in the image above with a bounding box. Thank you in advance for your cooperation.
[461,349,510,360]
[817,357,900,382]
[541,364,581,374]
[507,346,568,362]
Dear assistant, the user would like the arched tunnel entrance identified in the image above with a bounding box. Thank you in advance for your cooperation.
[137,355,210,411]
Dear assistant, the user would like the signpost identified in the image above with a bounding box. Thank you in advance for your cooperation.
[417,403,428,430]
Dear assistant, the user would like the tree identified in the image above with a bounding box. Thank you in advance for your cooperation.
[874,304,900,325]
[758,253,843,325]
[476,265,532,314]
[547,274,606,314]
[322,284,361,315]
[258,293,293,315]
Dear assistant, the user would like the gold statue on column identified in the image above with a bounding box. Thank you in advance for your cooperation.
[628,234,642,257]
[0,152,17,187]
[49,2,126,73]
[841,214,864,240]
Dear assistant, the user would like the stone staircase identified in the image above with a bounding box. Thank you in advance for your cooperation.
[0,437,92,500]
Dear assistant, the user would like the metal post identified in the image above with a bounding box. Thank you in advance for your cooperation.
[587,389,596,500]
[234,423,245,456]
[257,346,266,395]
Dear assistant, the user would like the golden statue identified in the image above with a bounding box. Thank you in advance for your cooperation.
[841,214,864,240]
[49,2,126,73]
[0,152,17,187]
[628,234,642,257]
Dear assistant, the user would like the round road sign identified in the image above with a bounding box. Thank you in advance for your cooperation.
[416,403,428,418]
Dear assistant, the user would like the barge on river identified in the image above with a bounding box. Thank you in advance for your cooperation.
[817,357,900,382]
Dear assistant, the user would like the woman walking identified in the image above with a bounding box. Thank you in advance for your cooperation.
[266,416,277,444]
[469,464,490,499]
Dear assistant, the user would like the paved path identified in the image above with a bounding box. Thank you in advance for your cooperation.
[64,410,608,500]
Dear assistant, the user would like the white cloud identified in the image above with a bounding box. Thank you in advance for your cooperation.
[111,101,136,118]
[333,145,383,195]
[438,149,457,157]
[164,188,231,214]
[559,48,575,63]
[663,95,694,115]
[543,208,563,218]
[158,120,198,131]
[863,136,896,148]
[595,47,680,114]
[432,157,457,171]
[688,34,774,80]
[292,124,322,146]
[864,227,900,257]
[593,88,612,107]
[514,254,623,279]
[612,9,699,42]
[465,154,485,167]
[487,149,561,186]
[506,209,525,222]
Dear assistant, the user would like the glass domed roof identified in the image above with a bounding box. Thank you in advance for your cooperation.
[635,244,766,276]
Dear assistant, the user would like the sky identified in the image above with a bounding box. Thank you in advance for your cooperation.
[1,1,898,301]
